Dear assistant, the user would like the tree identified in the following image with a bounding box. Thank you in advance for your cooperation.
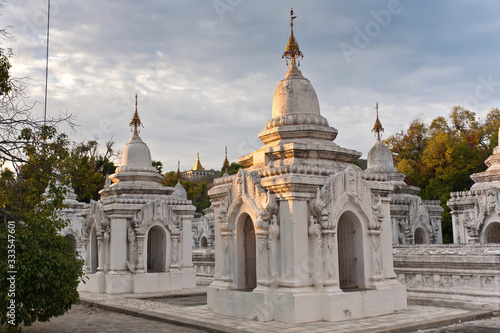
[69,140,117,202]
[220,162,242,176]
[0,22,83,330]
[386,106,500,243]
[152,160,163,175]
[0,127,84,331]
[161,172,211,213]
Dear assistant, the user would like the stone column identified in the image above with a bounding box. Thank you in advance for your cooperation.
[220,222,233,283]
[109,217,128,271]
[182,217,194,267]
[380,197,397,279]
[256,229,270,288]
[96,234,104,272]
[171,234,181,269]
[321,229,339,291]
[84,236,91,272]
[135,233,146,273]
[268,216,280,284]
[369,230,383,282]
[278,199,310,289]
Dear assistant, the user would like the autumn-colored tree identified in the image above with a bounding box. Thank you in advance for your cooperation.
[386,106,500,243]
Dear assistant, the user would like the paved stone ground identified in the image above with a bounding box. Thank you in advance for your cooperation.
[74,289,499,333]
[415,315,500,333]
[20,303,204,333]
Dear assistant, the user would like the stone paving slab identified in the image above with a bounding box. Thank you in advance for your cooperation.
[79,290,498,333]
[20,303,205,333]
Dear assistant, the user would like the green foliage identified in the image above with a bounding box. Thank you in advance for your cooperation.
[386,106,500,243]
[0,127,84,331]
[221,162,242,176]
[68,140,117,202]
[161,172,211,212]
[152,160,163,175]
[0,216,84,330]
[161,171,178,187]
[0,47,12,96]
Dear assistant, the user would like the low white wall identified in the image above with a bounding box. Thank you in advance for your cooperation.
[192,249,215,285]
[393,244,500,310]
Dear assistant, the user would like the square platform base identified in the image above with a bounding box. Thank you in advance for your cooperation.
[79,268,196,294]
[207,284,407,323]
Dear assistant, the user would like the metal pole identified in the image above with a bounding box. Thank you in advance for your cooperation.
[43,0,51,127]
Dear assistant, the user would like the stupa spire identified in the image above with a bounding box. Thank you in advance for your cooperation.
[282,8,303,68]
[129,94,143,134]
[372,102,384,141]
[222,146,230,175]
[193,152,205,171]
[176,160,182,183]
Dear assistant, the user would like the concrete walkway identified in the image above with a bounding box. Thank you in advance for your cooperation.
[78,288,498,333]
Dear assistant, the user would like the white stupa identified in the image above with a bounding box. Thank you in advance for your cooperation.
[208,9,406,323]
[80,96,196,294]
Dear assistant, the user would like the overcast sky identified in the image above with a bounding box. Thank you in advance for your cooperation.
[3,0,500,172]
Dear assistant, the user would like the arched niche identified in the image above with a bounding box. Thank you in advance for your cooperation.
[337,210,365,290]
[414,227,427,244]
[200,236,208,248]
[64,234,77,253]
[483,221,500,244]
[147,225,167,272]
[235,212,257,290]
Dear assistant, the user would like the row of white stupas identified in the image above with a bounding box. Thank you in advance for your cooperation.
[57,9,500,323]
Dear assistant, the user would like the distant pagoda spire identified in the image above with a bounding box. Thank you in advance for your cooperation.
[222,146,230,175]
[129,93,143,134]
[372,102,384,141]
[282,8,303,68]
[192,153,205,171]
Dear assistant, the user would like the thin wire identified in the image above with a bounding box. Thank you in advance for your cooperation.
[43,0,51,127]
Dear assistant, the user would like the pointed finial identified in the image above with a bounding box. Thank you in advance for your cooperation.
[222,146,230,175]
[193,152,204,171]
[372,102,384,141]
[130,93,143,133]
[176,160,182,183]
[282,8,303,68]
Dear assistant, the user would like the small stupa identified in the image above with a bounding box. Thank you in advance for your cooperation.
[366,104,443,244]
[80,95,196,294]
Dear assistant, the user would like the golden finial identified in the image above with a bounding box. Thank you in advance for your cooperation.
[372,102,384,141]
[130,94,143,133]
[282,8,303,67]
[193,152,205,171]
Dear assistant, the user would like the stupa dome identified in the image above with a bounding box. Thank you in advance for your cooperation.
[271,66,320,117]
[120,132,152,168]
[367,140,397,173]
